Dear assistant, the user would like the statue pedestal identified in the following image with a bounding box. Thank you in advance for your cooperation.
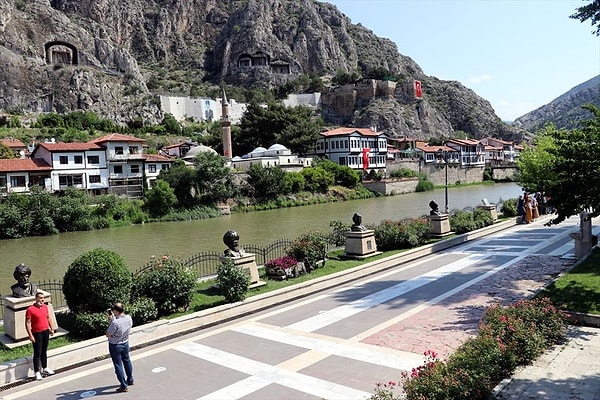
[2,290,61,344]
[569,212,595,258]
[343,230,381,259]
[429,214,453,238]
[477,204,498,221]
[221,254,266,288]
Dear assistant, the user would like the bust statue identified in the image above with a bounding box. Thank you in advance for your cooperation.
[11,263,38,298]
[351,213,366,232]
[429,200,441,216]
[223,230,245,257]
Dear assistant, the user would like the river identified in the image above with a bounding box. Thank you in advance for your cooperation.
[0,182,522,294]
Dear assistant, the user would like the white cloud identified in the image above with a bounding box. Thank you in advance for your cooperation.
[466,74,492,84]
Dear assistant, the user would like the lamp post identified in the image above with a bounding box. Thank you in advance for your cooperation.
[435,149,459,213]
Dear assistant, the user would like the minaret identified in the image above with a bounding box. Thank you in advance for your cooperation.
[221,89,232,160]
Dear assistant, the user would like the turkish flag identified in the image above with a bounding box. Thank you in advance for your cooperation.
[362,148,370,171]
[414,80,422,98]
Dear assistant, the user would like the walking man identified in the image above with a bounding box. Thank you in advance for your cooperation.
[106,302,134,393]
[25,292,55,381]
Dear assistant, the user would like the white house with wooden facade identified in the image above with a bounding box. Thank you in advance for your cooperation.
[30,141,109,194]
[315,128,388,172]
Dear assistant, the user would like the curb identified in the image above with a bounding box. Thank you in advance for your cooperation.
[0,217,543,388]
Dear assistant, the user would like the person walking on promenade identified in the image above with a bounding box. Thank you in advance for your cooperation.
[531,194,539,221]
[106,302,134,393]
[25,292,55,381]
[517,195,525,223]
[524,193,533,224]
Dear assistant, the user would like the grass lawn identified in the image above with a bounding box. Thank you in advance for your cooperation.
[538,248,600,315]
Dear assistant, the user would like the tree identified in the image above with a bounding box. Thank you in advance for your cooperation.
[0,143,17,159]
[571,0,600,36]
[193,152,235,205]
[517,105,600,225]
[158,160,198,207]
[144,179,178,217]
[246,165,287,199]
[237,102,321,156]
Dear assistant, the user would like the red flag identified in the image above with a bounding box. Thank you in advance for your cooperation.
[362,148,370,171]
[414,80,422,99]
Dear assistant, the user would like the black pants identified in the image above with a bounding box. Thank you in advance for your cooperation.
[32,329,50,373]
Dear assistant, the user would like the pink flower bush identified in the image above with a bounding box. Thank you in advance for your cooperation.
[265,256,298,271]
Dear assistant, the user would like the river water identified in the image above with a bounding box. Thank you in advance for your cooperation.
[0,182,522,294]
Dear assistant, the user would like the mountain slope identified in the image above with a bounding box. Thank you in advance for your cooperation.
[0,0,527,142]
[512,75,600,131]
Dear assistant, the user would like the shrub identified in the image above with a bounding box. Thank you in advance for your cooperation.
[415,176,434,192]
[500,198,518,217]
[395,298,570,400]
[216,258,251,303]
[329,219,351,246]
[128,296,158,326]
[286,232,328,270]
[264,256,298,272]
[450,210,476,234]
[144,180,177,218]
[388,167,418,179]
[133,255,197,317]
[73,312,110,339]
[63,248,132,314]
[374,219,430,251]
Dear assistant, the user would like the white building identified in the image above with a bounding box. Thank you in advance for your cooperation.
[315,128,388,172]
[231,144,312,172]
[30,141,109,194]
[159,96,247,124]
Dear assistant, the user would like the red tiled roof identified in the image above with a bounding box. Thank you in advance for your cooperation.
[0,138,26,148]
[36,142,104,152]
[415,143,455,153]
[144,154,175,162]
[320,127,384,137]
[92,133,146,143]
[0,158,52,172]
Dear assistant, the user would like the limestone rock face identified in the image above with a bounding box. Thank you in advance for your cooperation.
[0,0,527,141]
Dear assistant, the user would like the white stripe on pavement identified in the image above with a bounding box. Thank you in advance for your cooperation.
[173,342,371,400]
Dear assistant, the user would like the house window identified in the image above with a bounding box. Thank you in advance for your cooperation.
[113,165,123,174]
[148,164,156,173]
[74,155,83,164]
[89,175,101,184]
[0,175,6,187]
[161,164,170,170]
[59,175,83,186]
[87,155,100,164]
[131,164,140,174]
[129,146,138,154]
[10,175,26,187]
[339,156,347,166]
[59,155,68,164]
[115,146,124,155]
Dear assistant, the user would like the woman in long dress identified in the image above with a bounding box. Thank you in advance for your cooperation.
[524,196,533,224]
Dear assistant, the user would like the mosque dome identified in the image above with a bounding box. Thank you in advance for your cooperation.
[183,144,218,159]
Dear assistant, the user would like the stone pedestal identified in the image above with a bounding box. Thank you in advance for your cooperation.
[570,212,595,258]
[221,253,266,288]
[344,230,380,259]
[2,290,58,342]
[477,204,498,221]
[429,214,452,238]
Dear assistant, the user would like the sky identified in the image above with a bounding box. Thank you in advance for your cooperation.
[324,0,600,121]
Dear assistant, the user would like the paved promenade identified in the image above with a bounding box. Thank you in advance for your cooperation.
[1,217,599,399]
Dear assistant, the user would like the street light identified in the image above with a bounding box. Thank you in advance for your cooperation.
[435,149,460,213]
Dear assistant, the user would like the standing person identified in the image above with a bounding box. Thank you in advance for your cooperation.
[524,194,533,224]
[25,292,55,381]
[531,194,539,220]
[106,302,134,393]
[517,195,525,223]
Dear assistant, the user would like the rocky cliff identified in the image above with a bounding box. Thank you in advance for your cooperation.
[512,75,600,132]
[0,0,527,142]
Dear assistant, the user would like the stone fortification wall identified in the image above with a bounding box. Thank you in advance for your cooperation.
[363,178,418,195]
[491,167,517,181]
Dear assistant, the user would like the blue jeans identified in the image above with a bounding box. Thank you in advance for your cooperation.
[108,342,133,388]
